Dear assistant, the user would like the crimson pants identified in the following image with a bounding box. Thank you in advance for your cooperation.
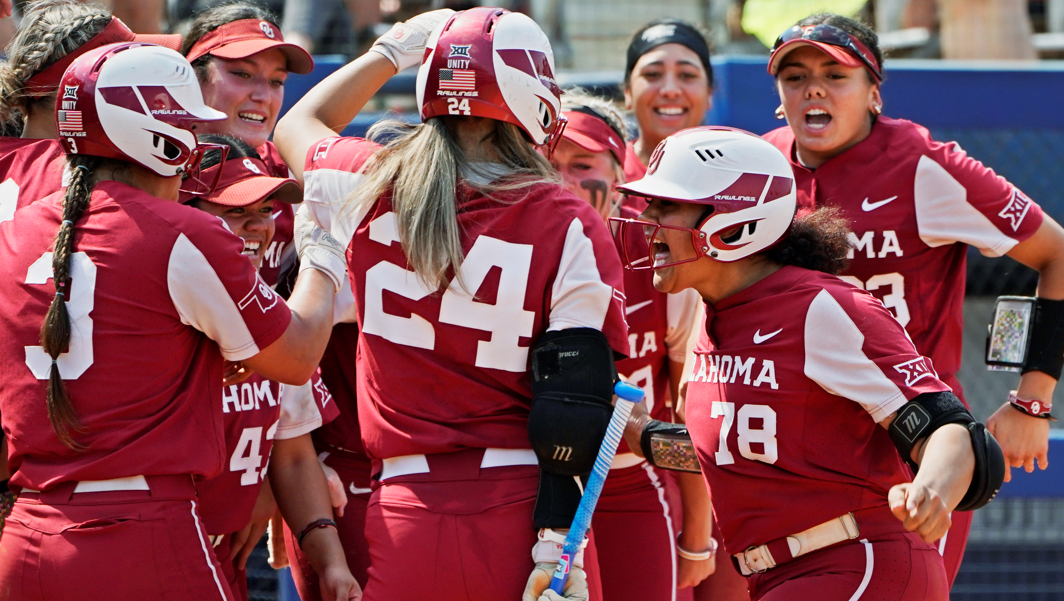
[0,475,233,601]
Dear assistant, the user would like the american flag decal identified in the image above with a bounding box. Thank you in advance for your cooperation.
[57,110,83,131]
[439,69,476,91]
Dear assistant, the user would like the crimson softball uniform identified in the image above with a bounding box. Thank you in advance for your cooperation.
[302,135,629,601]
[685,265,950,600]
[256,141,296,287]
[0,138,66,222]
[594,203,701,601]
[0,181,292,601]
[764,116,1044,584]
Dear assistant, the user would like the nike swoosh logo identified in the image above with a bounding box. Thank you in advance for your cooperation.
[861,196,898,211]
[753,328,782,344]
[626,300,653,315]
[349,483,373,495]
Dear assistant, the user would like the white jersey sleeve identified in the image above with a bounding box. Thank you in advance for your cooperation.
[275,373,332,439]
[547,216,617,332]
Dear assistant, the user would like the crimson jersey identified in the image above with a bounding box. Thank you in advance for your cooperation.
[197,370,339,535]
[764,118,1044,398]
[256,141,295,287]
[0,138,66,223]
[0,181,292,490]
[685,266,950,555]
[303,137,629,460]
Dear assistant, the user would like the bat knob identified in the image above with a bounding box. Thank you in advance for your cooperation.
[614,381,645,402]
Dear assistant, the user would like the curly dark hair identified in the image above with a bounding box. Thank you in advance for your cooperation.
[766,206,852,275]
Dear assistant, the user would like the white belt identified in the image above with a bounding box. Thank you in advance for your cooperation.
[379,448,538,481]
[22,475,150,494]
[736,512,861,576]
[609,452,646,470]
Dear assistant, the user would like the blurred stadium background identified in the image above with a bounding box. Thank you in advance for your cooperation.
[4,0,1062,599]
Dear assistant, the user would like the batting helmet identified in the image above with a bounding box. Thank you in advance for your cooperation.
[56,42,227,177]
[416,7,564,148]
[612,126,797,267]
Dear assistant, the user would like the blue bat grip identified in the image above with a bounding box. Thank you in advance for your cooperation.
[549,381,645,594]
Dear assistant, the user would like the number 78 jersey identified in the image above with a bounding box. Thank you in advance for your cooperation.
[684,266,950,555]
[302,137,629,460]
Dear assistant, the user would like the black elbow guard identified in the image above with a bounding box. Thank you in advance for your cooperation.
[955,422,1005,512]
[528,328,617,476]
[640,420,701,473]
[887,391,1005,512]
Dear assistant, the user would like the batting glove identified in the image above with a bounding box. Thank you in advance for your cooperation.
[369,9,455,72]
[294,205,346,293]
[521,529,590,601]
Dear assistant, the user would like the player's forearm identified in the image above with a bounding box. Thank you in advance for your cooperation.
[912,423,975,510]
[269,436,348,571]
[275,52,396,178]
[676,471,713,550]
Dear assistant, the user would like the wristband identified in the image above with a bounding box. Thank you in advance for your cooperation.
[533,528,587,568]
[296,518,338,549]
[676,536,717,561]
[1008,391,1057,421]
[1024,298,1064,380]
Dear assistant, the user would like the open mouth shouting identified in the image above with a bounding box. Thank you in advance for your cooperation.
[804,107,832,131]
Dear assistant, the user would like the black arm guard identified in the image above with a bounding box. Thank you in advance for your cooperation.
[887,391,1005,512]
[1024,297,1064,380]
[528,328,617,529]
[640,420,701,473]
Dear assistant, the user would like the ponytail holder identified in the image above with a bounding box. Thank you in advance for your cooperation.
[55,291,65,298]
[74,165,90,173]
[61,220,73,226]
[51,358,58,365]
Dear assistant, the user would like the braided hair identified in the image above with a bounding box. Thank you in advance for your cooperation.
[0,1,111,124]
[39,154,102,450]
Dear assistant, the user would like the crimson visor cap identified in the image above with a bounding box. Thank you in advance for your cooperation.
[768,23,882,82]
[186,19,314,74]
[182,156,302,206]
[560,108,625,165]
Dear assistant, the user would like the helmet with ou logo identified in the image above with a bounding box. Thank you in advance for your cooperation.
[611,126,797,268]
[416,7,564,149]
[57,42,227,178]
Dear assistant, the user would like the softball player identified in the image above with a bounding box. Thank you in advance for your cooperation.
[764,13,1064,584]
[616,126,1002,601]
[274,8,630,601]
[0,42,348,600]
[182,135,355,601]
[181,1,315,287]
[550,93,715,601]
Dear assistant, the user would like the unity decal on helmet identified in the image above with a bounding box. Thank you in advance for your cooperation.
[439,68,475,91]
[57,110,83,133]
[62,85,79,100]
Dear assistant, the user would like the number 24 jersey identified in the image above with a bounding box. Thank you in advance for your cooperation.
[302,137,630,461]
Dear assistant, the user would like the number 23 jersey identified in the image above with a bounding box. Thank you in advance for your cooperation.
[684,266,950,555]
[302,137,630,460]
[764,118,1044,397]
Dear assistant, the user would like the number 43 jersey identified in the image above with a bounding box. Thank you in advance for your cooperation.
[303,137,630,461]
[764,118,1044,399]
[684,266,950,555]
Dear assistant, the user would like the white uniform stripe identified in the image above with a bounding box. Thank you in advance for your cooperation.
[937,517,950,555]
[847,539,874,601]
[641,462,677,601]
[190,500,229,600]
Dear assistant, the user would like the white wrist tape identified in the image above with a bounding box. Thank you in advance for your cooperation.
[300,249,346,293]
[532,528,587,568]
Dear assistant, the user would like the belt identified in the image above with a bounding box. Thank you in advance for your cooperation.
[379,448,538,481]
[735,512,861,576]
[22,475,150,494]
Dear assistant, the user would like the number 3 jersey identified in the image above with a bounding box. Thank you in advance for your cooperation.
[196,370,339,535]
[684,266,950,555]
[0,181,292,491]
[764,118,1044,399]
[302,137,630,461]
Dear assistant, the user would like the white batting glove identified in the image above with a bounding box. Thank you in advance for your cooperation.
[369,9,455,72]
[521,529,590,601]
[294,204,346,293]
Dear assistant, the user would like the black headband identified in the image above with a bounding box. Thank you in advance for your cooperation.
[625,20,713,86]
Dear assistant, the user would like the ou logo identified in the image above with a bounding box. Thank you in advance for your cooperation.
[259,21,275,39]
[243,158,262,174]
[646,139,667,175]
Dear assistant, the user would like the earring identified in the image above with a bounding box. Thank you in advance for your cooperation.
[871,104,883,116]
[774,105,785,120]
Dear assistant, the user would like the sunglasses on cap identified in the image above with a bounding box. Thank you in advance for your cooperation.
[771,24,882,82]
